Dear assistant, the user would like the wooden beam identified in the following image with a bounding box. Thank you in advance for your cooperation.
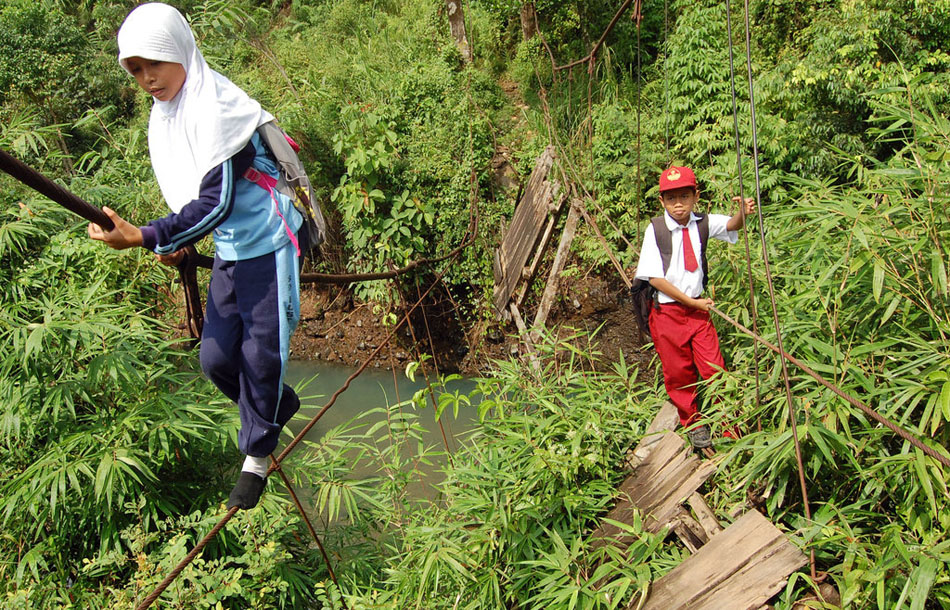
[530,198,580,342]
[509,302,540,373]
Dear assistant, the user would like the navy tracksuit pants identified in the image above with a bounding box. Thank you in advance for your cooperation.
[200,241,301,457]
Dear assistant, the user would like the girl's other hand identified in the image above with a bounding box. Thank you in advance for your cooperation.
[87,207,143,250]
[155,250,185,266]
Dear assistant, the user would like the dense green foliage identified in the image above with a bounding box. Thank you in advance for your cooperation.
[1,0,949,607]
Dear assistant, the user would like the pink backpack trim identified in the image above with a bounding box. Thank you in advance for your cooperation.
[243,166,301,257]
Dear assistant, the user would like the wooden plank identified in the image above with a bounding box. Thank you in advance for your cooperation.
[688,492,724,538]
[514,187,565,310]
[530,198,580,341]
[669,506,708,553]
[509,303,540,373]
[493,147,556,315]
[513,214,555,308]
[626,401,680,469]
[638,511,808,610]
[590,432,717,549]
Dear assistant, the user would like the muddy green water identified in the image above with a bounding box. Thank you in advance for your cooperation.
[283,360,480,498]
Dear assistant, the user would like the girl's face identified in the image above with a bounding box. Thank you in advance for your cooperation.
[125,57,186,102]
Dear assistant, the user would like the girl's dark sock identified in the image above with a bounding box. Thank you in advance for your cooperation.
[227,471,266,509]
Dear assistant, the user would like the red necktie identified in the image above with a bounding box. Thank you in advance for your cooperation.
[682,228,698,272]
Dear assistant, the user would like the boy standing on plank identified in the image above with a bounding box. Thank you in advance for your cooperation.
[634,166,755,449]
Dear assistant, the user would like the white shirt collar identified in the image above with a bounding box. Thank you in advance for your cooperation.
[663,211,700,231]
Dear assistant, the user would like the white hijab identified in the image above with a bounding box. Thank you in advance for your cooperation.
[117,3,273,212]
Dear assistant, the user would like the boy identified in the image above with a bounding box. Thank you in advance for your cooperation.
[634,166,755,449]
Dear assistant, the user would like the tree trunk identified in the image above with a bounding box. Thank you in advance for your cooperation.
[445,1,472,62]
[520,2,537,40]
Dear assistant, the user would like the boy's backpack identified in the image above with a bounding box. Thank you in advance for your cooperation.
[630,214,709,337]
[244,120,327,256]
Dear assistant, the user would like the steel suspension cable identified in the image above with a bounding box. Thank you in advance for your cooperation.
[738,0,815,580]
[710,306,950,469]
[268,454,338,586]
[663,0,670,163]
[635,10,643,248]
[723,0,763,427]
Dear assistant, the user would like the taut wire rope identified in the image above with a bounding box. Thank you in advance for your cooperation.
[723,0,763,427]
[710,306,950,467]
[135,213,476,609]
[268,454,338,585]
[663,0,670,163]
[635,4,643,251]
[737,0,816,580]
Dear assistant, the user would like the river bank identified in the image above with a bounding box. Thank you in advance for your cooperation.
[289,274,650,375]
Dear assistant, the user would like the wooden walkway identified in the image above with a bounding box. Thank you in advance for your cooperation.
[591,403,807,610]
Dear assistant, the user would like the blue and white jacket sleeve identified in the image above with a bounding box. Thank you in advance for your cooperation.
[139,141,256,255]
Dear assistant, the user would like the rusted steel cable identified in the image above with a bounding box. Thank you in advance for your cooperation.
[135,506,240,610]
[177,246,205,346]
[710,306,950,469]
[723,0,762,428]
[135,215,476,610]
[189,242,472,285]
[268,454,338,587]
[737,0,815,579]
[0,148,114,229]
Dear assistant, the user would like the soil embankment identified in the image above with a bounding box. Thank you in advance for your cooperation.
[290,275,652,376]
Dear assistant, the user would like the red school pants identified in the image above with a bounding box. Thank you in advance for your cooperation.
[648,302,726,427]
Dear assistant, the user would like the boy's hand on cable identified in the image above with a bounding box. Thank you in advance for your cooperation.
[732,195,756,216]
[87,207,143,250]
[691,297,714,312]
[155,250,185,266]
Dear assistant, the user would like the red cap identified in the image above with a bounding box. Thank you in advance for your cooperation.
[659,166,697,193]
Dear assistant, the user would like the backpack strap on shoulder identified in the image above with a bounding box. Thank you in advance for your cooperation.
[243,165,302,257]
[651,215,673,274]
[696,213,710,288]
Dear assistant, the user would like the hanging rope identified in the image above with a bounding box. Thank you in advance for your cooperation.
[268,454,338,586]
[723,0,763,427]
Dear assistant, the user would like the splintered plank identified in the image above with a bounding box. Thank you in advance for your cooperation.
[638,510,808,610]
[625,401,680,469]
[493,147,557,315]
[591,432,716,549]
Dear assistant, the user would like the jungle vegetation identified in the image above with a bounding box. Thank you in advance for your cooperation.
[1,0,948,607]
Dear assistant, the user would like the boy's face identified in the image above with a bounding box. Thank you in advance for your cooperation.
[660,186,698,226]
[125,57,186,102]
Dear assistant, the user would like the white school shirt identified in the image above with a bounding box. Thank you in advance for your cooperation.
[634,211,737,304]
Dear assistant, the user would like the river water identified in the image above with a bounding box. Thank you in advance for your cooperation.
[283,360,480,497]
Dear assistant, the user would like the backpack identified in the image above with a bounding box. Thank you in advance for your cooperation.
[630,214,709,337]
[243,120,327,257]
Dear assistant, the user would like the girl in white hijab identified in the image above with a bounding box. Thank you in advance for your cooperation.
[88,2,303,510]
